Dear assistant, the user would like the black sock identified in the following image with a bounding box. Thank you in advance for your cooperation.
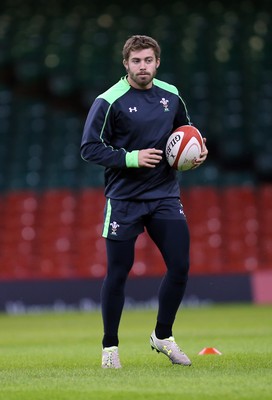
[155,322,172,339]
[102,334,119,348]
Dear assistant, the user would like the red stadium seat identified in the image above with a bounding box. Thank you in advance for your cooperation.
[0,185,271,280]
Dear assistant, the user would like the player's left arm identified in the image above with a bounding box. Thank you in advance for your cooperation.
[176,92,208,168]
[192,137,208,168]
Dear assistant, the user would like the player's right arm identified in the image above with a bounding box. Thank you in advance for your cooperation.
[81,98,128,168]
[138,149,163,168]
[81,98,162,169]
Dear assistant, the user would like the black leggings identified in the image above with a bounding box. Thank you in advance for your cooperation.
[101,218,190,347]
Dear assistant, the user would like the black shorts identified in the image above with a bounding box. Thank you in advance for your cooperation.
[102,197,186,240]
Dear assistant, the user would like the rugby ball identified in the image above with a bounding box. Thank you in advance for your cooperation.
[165,125,203,171]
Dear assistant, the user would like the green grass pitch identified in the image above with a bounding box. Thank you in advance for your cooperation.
[0,304,271,400]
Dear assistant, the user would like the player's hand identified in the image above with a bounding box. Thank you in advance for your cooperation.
[138,148,163,168]
[192,138,208,169]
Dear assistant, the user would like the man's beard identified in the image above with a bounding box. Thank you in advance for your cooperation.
[128,69,157,88]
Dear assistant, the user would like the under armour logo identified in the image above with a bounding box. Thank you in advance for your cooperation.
[163,346,172,355]
[129,107,137,112]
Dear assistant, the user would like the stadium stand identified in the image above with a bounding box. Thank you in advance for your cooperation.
[0,185,271,280]
[0,0,271,281]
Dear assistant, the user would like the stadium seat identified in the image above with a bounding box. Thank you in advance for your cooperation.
[257,185,272,268]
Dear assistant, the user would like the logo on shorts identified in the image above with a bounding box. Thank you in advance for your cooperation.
[110,221,120,236]
[179,201,185,215]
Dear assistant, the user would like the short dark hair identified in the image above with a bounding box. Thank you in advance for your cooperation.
[122,35,161,61]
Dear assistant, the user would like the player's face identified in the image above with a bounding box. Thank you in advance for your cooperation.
[123,48,160,90]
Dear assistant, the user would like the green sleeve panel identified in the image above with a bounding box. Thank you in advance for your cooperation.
[98,77,130,104]
[125,150,139,168]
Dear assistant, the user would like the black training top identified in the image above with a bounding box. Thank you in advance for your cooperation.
[81,76,191,200]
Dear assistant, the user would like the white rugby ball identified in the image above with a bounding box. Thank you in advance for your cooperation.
[165,125,203,171]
